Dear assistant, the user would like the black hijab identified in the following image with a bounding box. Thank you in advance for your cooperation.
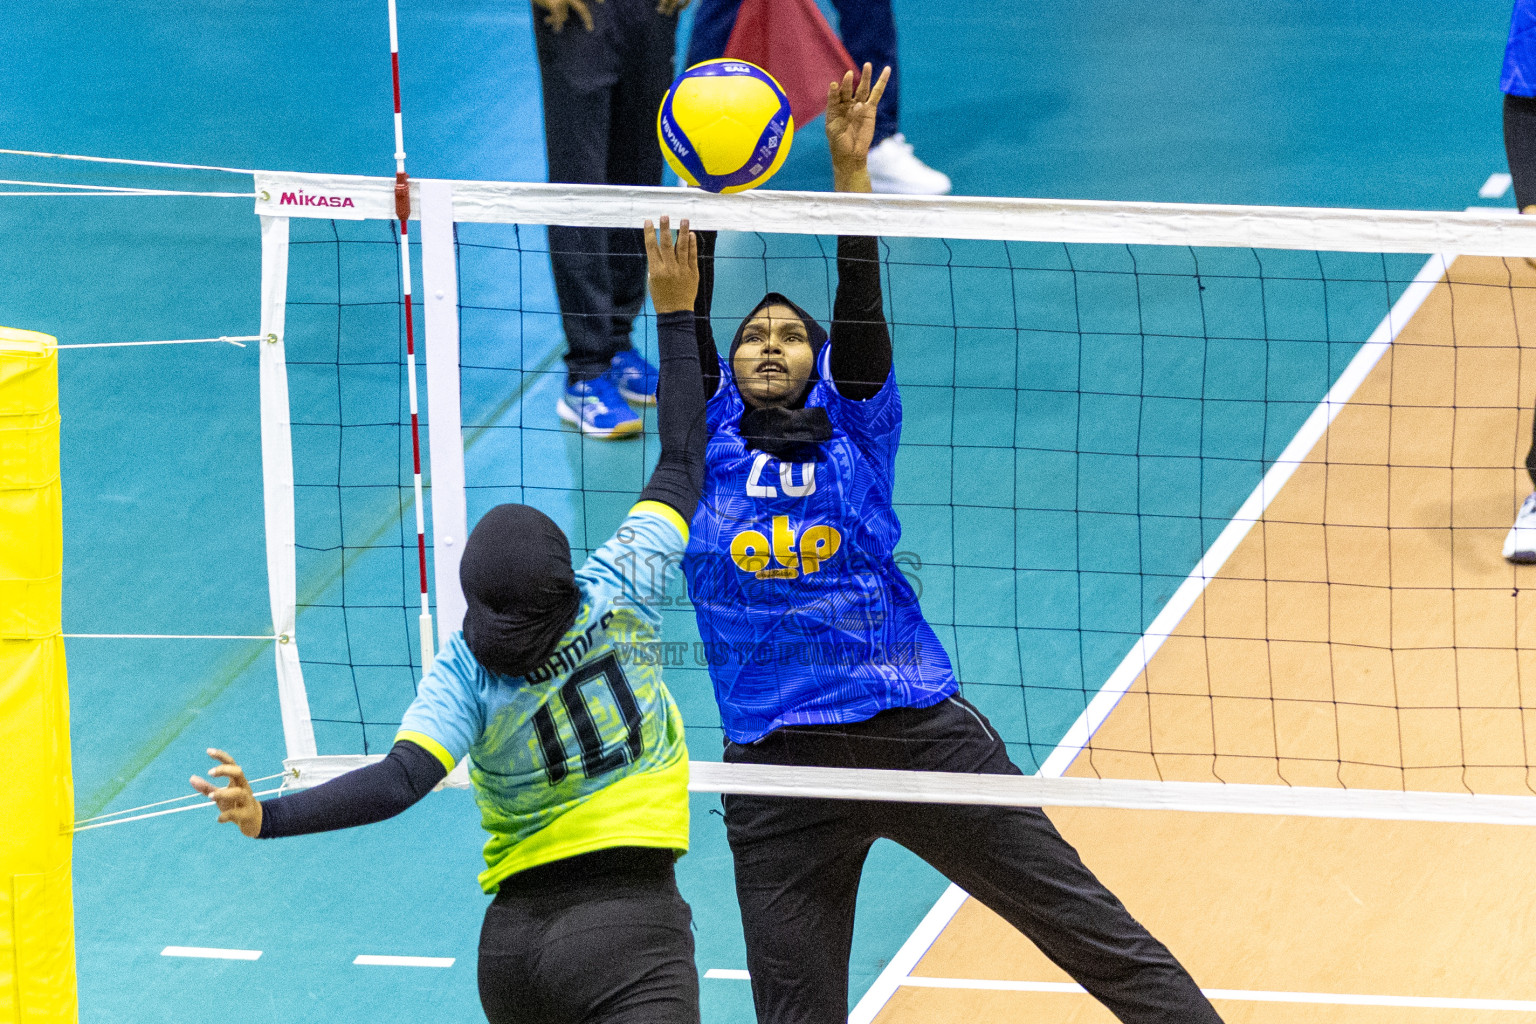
[730,292,833,458]
[460,504,581,678]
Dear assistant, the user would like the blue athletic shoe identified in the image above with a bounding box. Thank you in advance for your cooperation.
[610,348,659,406]
[556,375,642,439]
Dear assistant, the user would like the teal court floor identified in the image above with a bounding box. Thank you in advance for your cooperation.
[0,2,1517,1021]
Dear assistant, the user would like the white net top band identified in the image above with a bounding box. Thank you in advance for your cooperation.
[279,756,1536,827]
[254,170,1534,256]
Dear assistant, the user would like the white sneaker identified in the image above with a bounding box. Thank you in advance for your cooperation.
[1504,493,1536,563]
[867,133,952,195]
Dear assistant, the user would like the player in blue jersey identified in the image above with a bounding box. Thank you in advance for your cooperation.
[190,219,708,1024]
[664,65,1224,1024]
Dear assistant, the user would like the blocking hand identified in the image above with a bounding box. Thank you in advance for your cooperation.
[190,748,264,838]
[644,216,699,314]
[826,63,891,184]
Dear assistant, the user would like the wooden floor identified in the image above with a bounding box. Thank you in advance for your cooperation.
[877,257,1536,1022]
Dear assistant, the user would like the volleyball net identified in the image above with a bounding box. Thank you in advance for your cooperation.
[254,171,1536,825]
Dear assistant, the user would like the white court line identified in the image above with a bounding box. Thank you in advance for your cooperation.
[161,946,261,961]
[845,885,970,1023]
[1481,172,1514,199]
[848,251,1455,1024]
[720,970,1536,1012]
[353,955,455,968]
[898,976,1536,1012]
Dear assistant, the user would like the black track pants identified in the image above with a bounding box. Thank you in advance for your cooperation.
[534,0,677,382]
[1504,92,1536,489]
[722,697,1223,1024]
[478,848,699,1024]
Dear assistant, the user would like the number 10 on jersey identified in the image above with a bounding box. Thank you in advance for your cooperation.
[530,653,645,784]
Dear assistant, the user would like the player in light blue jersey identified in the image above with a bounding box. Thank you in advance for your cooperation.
[190,220,709,1024]
[666,65,1224,1024]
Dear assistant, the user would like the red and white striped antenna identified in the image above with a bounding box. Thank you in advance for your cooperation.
[387,0,434,673]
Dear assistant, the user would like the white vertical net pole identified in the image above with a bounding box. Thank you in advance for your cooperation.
[259,215,317,761]
[419,180,468,645]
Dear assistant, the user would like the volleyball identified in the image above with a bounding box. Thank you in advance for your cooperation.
[657,60,794,194]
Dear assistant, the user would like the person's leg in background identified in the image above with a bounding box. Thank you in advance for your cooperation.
[827,0,899,145]
[602,0,680,407]
[1502,92,1536,560]
[536,1,644,438]
[683,0,743,68]
[827,0,950,194]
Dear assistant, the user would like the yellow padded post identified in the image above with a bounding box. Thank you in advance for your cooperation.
[0,326,75,1023]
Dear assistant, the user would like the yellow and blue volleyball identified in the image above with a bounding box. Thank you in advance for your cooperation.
[657,60,795,194]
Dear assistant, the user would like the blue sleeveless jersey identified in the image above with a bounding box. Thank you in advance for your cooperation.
[1506,0,1536,97]
[683,348,958,743]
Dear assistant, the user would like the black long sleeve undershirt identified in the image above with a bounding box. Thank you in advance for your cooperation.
[693,230,724,401]
[691,231,892,403]
[637,309,707,521]
[828,234,892,401]
[256,740,446,838]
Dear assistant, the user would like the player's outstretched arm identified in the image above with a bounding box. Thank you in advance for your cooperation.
[826,63,890,195]
[640,216,707,520]
[824,65,894,398]
[191,742,447,840]
[190,748,263,838]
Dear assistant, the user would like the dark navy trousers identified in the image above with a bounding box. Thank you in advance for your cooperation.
[1503,92,1536,486]
[535,0,677,382]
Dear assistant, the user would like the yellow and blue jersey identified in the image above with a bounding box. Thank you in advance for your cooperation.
[398,501,691,893]
[684,348,958,743]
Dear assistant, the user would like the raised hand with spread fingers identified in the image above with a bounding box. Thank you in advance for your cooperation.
[825,62,891,194]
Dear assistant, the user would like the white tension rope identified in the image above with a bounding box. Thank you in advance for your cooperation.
[72,781,288,832]
[56,336,256,350]
[0,147,259,174]
[0,177,253,198]
[387,0,435,674]
[64,633,281,640]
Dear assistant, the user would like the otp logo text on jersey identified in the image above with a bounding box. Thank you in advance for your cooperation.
[730,516,841,580]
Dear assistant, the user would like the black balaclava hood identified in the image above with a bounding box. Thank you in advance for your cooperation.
[730,292,833,458]
[460,504,581,678]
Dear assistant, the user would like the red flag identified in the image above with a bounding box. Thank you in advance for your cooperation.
[723,0,856,126]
